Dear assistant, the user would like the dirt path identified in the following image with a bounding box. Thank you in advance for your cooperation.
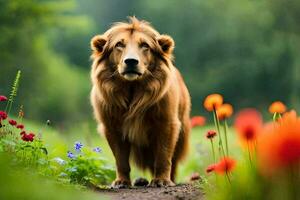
[96,184,204,200]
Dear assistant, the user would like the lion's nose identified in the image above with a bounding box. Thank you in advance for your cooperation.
[124,58,139,66]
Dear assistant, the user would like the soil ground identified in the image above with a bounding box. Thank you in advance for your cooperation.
[96,183,204,200]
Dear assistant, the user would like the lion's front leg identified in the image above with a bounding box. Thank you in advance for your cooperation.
[105,130,131,189]
[149,122,180,187]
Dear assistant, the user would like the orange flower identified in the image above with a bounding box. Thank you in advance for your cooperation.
[216,103,233,120]
[268,101,286,114]
[234,109,263,143]
[214,157,236,174]
[257,110,300,176]
[190,116,206,128]
[203,94,223,111]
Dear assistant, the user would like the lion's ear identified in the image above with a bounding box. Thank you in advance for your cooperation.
[157,35,175,55]
[91,35,107,53]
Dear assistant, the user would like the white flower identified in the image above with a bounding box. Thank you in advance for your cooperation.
[53,157,66,165]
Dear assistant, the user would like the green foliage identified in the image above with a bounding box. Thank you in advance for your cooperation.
[5,70,21,114]
[0,76,114,197]
[0,122,114,188]
[61,147,115,186]
[0,0,93,125]
[0,156,102,200]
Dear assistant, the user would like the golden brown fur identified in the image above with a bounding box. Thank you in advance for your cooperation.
[90,17,191,187]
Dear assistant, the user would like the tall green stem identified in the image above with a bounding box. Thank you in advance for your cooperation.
[210,139,216,163]
[223,120,229,156]
[247,141,252,167]
[5,70,21,115]
[288,166,297,199]
[225,172,231,185]
[272,112,282,122]
[213,108,225,158]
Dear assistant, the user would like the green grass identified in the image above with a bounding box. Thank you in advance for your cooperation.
[0,155,106,200]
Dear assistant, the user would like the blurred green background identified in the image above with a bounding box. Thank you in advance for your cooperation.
[1,0,300,127]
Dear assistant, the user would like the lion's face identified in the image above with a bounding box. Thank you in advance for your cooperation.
[109,31,154,81]
[90,17,175,82]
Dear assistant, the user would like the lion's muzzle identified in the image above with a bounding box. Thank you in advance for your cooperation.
[121,58,143,80]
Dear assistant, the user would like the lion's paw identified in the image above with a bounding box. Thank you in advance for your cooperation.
[111,179,131,189]
[133,177,149,187]
[149,178,175,187]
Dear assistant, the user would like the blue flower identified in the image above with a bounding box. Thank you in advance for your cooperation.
[93,147,102,153]
[67,151,75,159]
[74,141,83,152]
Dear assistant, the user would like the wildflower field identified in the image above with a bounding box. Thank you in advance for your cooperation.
[1,71,300,200]
[1,0,300,199]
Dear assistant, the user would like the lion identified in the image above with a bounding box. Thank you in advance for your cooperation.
[90,17,191,188]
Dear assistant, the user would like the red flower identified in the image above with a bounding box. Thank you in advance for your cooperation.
[190,116,206,128]
[234,109,263,143]
[21,133,35,142]
[206,164,216,173]
[16,124,24,129]
[20,131,26,135]
[0,96,8,102]
[206,130,217,139]
[0,111,7,120]
[9,119,17,126]
[214,157,236,174]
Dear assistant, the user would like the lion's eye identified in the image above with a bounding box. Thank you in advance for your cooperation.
[140,42,149,49]
[115,42,125,48]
